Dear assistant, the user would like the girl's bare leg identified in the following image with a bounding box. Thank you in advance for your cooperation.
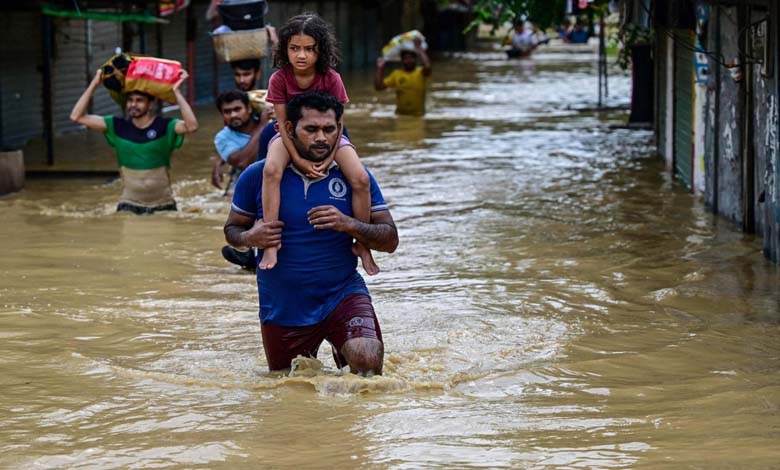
[259,138,289,269]
[335,146,379,275]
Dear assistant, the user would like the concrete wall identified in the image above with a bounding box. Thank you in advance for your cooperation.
[652,0,780,263]
[703,5,718,209]
[664,33,674,172]
[0,150,24,195]
[714,6,743,225]
[762,0,780,261]
[751,31,772,237]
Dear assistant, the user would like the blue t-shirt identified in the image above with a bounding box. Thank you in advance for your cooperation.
[215,126,252,162]
[257,121,278,160]
[231,160,389,327]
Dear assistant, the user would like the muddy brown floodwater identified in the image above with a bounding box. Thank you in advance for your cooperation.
[2,47,780,469]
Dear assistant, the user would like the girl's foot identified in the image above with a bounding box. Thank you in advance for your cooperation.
[259,246,278,270]
[353,243,379,276]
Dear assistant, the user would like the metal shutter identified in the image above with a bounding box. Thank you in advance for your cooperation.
[194,3,217,103]
[88,20,123,116]
[161,11,189,99]
[673,29,694,189]
[52,18,88,134]
[0,12,43,148]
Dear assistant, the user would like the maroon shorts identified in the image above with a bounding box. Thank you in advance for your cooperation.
[260,294,383,371]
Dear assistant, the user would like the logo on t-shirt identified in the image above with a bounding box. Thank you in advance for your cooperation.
[328,177,347,199]
[146,129,158,140]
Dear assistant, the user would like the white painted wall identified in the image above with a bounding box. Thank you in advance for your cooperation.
[693,83,706,194]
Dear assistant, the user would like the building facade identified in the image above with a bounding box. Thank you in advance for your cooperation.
[624,0,780,261]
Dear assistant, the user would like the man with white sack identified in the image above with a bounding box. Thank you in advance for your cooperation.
[375,31,432,116]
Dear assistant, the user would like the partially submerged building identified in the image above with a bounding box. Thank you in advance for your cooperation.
[621,0,780,261]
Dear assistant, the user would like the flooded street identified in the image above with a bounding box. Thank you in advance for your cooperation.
[2,47,780,468]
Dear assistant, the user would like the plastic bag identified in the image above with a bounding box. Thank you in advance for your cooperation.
[381,30,427,61]
[100,52,134,106]
[247,89,268,114]
[124,57,182,103]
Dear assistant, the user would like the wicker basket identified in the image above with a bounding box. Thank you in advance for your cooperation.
[212,28,269,63]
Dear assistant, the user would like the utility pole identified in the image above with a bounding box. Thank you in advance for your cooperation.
[597,12,608,108]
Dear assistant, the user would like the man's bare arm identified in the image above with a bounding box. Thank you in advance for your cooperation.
[226,125,263,169]
[70,69,107,131]
[224,211,254,248]
[173,71,199,134]
[307,207,398,253]
[350,210,398,253]
[224,210,284,249]
[211,158,227,189]
[417,47,432,76]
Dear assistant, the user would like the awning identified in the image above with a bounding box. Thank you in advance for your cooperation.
[159,0,191,17]
[41,3,170,24]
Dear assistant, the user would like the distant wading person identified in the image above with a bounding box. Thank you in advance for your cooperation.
[223,91,398,374]
[374,37,432,116]
[70,69,198,214]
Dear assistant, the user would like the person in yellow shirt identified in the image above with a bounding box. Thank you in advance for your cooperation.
[374,38,432,116]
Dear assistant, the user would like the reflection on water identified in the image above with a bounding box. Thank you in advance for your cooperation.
[2,47,780,469]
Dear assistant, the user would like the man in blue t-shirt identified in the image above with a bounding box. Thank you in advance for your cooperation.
[223,91,398,374]
[212,89,274,194]
[213,89,276,270]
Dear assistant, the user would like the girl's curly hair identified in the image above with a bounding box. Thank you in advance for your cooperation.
[272,13,341,74]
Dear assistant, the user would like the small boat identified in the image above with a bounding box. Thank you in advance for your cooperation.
[505,48,533,59]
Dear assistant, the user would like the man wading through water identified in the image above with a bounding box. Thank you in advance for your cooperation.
[223,91,398,374]
[214,59,276,270]
[70,69,198,214]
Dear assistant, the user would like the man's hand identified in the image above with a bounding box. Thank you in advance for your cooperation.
[308,207,399,253]
[211,158,225,189]
[243,219,284,248]
[173,70,189,94]
[92,68,103,85]
[308,205,354,232]
[376,57,386,68]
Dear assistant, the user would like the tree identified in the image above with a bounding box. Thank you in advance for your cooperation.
[467,0,610,32]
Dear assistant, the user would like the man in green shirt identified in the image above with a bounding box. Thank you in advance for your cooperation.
[70,69,199,214]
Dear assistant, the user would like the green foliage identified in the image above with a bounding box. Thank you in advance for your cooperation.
[465,0,611,33]
[466,0,564,32]
[613,23,654,69]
